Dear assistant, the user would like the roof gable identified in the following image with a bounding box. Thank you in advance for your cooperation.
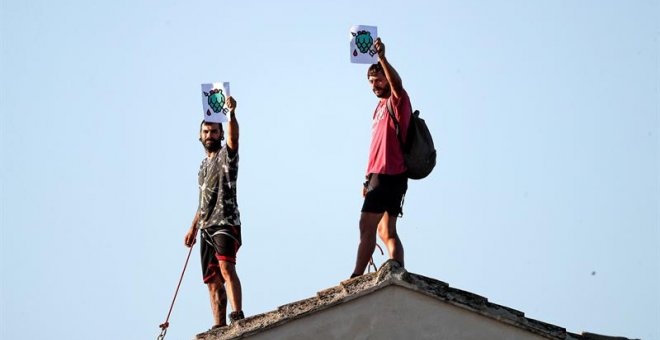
[196,261,638,340]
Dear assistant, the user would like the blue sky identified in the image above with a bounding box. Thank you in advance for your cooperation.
[1,1,658,339]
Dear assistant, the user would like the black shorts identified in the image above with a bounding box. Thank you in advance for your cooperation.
[200,225,242,283]
[361,173,408,216]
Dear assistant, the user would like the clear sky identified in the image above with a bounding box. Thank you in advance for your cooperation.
[1,1,658,339]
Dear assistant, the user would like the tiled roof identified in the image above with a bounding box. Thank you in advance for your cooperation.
[195,260,638,340]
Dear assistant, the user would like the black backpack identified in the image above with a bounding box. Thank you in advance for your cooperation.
[386,100,436,179]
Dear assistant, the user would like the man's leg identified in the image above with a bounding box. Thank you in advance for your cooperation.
[201,231,228,328]
[206,275,227,327]
[377,212,404,267]
[352,211,384,276]
[219,261,243,317]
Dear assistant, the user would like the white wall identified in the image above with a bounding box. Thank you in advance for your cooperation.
[246,285,550,340]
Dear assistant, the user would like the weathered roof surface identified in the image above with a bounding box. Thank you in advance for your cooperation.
[195,260,638,340]
[568,333,640,340]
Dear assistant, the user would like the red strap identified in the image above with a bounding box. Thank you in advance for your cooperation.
[157,229,197,339]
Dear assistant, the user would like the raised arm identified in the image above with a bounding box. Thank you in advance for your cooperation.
[374,38,404,100]
[226,96,239,151]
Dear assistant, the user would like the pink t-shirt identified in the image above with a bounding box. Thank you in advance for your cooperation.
[366,90,412,175]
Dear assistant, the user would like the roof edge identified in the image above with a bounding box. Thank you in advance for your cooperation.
[195,260,637,340]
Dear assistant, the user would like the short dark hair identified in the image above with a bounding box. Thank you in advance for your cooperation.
[199,120,223,133]
[367,62,384,77]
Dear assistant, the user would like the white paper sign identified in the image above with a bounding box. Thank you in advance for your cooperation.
[201,82,231,123]
[349,25,378,64]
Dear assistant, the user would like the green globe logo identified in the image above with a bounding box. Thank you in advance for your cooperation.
[354,30,373,54]
[203,88,227,115]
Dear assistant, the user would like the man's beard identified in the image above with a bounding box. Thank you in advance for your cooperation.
[373,84,391,98]
[202,138,222,152]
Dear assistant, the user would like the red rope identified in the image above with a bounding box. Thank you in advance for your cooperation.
[158,229,197,339]
[368,243,385,273]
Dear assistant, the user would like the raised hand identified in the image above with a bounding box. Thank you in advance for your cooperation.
[226,96,237,114]
[374,37,385,60]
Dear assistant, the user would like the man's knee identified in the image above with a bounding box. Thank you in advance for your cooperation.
[359,212,381,235]
[377,214,397,239]
[219,261,237,280]
[207,276,225,292]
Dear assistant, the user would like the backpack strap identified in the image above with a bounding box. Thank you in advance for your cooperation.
[386,99,405,149]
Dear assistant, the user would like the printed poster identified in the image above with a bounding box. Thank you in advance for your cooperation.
[201,82,231,123]
[349,25,378,64]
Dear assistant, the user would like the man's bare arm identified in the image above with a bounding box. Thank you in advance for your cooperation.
[226,96,239,151]
[374,38,404,100]
[184,211,200,247]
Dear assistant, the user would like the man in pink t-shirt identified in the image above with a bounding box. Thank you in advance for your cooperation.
[351,38,412,278]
